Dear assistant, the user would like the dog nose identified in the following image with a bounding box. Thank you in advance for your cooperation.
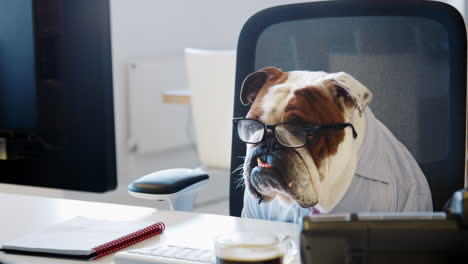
[263,129,282,150]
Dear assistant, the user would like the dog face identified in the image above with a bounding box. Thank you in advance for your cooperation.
[239,67,372,208]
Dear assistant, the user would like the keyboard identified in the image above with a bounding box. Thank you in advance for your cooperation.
[114,245,215,264]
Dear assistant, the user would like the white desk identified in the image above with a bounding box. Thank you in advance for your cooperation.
[0,193,300,264]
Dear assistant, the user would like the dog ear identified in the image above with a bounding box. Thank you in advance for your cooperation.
[322,72,372,116]
[240,67,284,106]
[240,71,268,106]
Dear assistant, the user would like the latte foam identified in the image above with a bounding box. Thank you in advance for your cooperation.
[216,245,283,261]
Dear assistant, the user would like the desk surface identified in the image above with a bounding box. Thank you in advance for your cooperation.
[0,193,299,264]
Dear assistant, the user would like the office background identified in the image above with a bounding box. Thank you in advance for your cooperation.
[0,0,465,216]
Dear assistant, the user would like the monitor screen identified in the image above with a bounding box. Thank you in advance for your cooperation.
[0,0,116,192]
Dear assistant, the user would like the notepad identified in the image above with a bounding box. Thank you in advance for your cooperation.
[1,216,165,260]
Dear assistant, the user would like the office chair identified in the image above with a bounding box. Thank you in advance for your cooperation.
[129,0,467,215]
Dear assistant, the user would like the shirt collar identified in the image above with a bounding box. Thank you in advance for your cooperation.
[354,108,391,184]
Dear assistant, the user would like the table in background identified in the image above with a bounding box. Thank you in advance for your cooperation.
[0,193,299,264]
[162,89,191,104]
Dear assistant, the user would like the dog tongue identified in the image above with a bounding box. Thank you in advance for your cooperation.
[310,207,321,214]
[257,157,273,168]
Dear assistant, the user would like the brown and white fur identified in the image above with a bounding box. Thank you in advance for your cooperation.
[240,66,372,213]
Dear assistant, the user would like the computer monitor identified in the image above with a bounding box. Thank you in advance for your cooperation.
[0,0,117,192]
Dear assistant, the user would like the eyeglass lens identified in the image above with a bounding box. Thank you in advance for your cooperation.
[237,120,264,143]
[275,124,307,147]
[236,120,308,147]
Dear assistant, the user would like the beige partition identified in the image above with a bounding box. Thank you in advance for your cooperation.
[184,49,236,169]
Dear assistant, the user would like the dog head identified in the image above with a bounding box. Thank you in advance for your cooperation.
[239,67,372,209]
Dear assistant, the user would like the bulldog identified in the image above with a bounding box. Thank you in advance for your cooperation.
[238,67,432,222]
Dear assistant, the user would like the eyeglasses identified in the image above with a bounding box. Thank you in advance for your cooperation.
[232,118,358,148]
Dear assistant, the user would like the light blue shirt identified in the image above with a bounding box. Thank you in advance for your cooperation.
[241,108,433,223]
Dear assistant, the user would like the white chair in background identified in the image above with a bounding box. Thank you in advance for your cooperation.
[184,48,236,170]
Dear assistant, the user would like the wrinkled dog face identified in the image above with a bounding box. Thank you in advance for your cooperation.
[240,67,371,208]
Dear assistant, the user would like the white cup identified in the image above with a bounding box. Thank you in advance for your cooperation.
[214,232,297,264]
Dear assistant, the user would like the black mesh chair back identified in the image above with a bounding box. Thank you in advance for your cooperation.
[230,1,466,216]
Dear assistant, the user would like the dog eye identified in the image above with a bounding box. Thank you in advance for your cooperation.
[307,130,319,140]
[307,135,315,141]
[288,118,303,124]
[284,114,304,123]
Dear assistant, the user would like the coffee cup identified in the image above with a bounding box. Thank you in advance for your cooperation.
[214,231,296,264]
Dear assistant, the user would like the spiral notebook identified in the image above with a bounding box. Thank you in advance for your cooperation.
[1,216,165,260]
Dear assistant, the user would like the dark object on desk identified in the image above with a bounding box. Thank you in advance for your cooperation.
[300,188,468,264]
[443,187,468,228]
[0,0,116,192]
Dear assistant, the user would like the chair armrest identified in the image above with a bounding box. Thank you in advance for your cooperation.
[128,168,209,211]
[128,168,209,195]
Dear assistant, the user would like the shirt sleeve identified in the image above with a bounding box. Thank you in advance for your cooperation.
[241,191,310,223]
[400,185,433,212]
[241,191,263,219]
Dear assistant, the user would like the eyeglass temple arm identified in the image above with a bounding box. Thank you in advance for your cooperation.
[318,124,358,139]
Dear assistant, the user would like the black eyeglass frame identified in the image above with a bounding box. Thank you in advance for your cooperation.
[232,117,358,148]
